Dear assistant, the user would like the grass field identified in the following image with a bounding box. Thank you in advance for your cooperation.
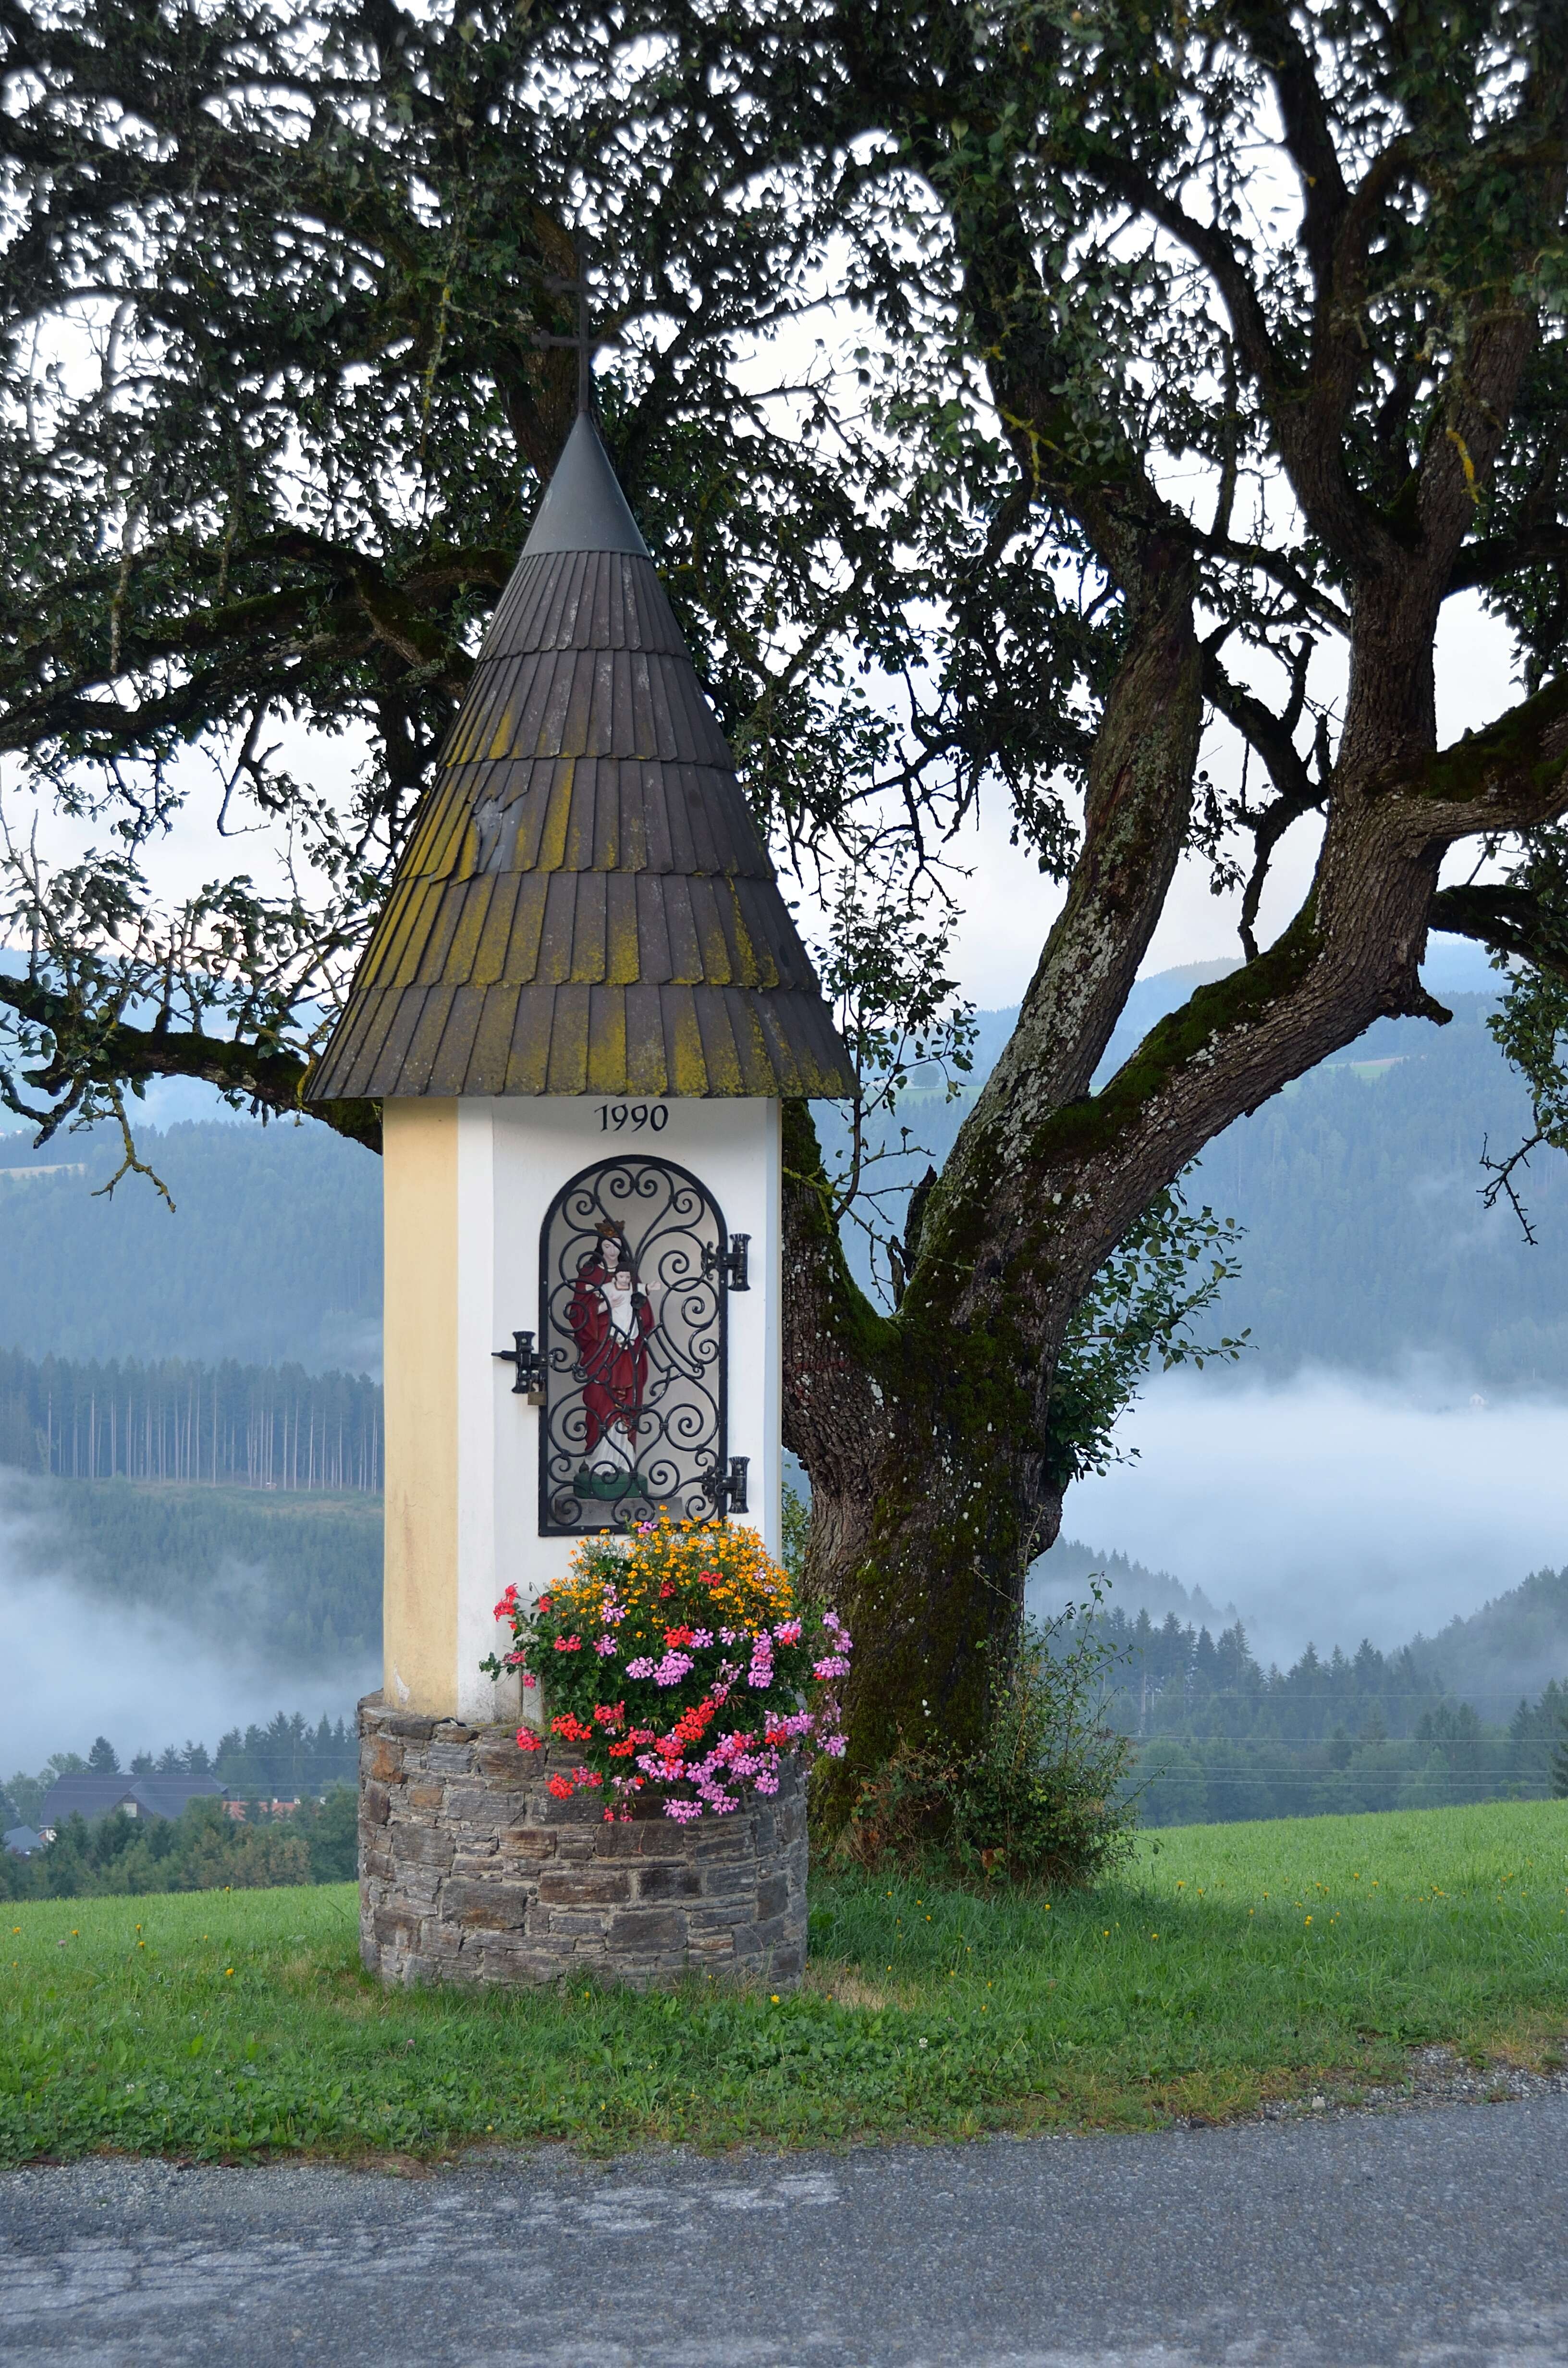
[4,1798,1565,2164]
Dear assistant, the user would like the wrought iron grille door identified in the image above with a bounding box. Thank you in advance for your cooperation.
[539,1157,730,1534]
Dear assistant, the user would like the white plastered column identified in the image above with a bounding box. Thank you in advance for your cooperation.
[384,1093,783,1724]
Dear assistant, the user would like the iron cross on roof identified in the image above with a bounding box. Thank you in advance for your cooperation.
[533,247,624,417]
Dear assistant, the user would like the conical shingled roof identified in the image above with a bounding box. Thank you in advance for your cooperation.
[306,417,857,1102]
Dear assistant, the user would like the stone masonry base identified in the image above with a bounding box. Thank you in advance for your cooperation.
[358,1693,808,1990]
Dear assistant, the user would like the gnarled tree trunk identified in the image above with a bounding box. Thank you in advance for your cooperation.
[779,18,1568,1827]
[785,349,1568,1819]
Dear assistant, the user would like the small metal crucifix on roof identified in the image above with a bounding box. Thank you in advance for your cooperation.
[532,240,623,417]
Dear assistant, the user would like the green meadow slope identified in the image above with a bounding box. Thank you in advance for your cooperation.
[4,1799,1563,2162]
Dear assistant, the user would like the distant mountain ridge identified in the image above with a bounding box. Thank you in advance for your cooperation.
[1033,1531,1568,1722]
[0,1118,380,1372]
[828,941,1568,1384]
[1027,1535,1239,1631]
[0,934,1559,1381]
[1408,1565,1568,1715]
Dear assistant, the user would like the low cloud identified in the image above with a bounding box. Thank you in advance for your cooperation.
[0,1485,373,1776]
[1062,1365,1568,1669]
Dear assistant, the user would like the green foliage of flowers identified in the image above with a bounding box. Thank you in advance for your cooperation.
[6,1799,1562,2166]
[482,1518,849,1822]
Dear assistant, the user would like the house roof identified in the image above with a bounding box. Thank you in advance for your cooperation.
[128,1775,231,1822]
[37,1772,229,1830]
[3,1826,41,1855]
[306,414,858,1103]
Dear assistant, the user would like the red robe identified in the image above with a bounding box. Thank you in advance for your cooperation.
[567,1258,654,1451]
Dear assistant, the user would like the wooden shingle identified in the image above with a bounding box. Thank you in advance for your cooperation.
[308,415,856,1103]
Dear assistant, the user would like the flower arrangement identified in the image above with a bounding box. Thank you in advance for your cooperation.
[481,1516,851,1822]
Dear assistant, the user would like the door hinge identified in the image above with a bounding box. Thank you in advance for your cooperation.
[707,1455,749,1516]
[493,1330,546,1404]
[702,1232,750,1291]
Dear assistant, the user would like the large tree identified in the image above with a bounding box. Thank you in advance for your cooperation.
[4,0,1568,1808]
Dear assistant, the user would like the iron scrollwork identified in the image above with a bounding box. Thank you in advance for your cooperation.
[538,1157,737,1535]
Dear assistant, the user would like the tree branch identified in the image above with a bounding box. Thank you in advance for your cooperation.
[1188,527,1351,633]
[0,971,381,1151]
[1399,674,1568,836]
[1203,651,1328,960]
[1429,882,1568,981]
[1446,526,1568,595]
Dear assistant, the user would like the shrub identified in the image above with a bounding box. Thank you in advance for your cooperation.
[0,1795,326,1899]
[483,1516,851,1822]
[835,1600,1137,1888]
[306,1785,359,1882]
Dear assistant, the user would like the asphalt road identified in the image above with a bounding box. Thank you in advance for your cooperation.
[3,2097,1567,2367]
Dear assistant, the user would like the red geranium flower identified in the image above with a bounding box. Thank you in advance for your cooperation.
[674,1698,718,1743]
[546,1774,575,1798]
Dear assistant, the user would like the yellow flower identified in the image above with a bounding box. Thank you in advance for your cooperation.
[558,1515,794,1631]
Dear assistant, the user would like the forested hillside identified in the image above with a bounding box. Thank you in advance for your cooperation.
[1036,1545,1568,1825]
[838,988,1568,1381]
[0,1119,379,1371]
[0,1712,359,1831]
[1200,1001,1568,1380]
[1,1469,382,1666]
[0,1347,382,1492]
[1407,1565,1568,1714]
[4,954,1566,1384]
[1040,1534,1568,1720]
[4,1451,1562,1832]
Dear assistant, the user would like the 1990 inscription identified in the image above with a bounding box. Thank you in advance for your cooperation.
[595,1102,668,1132]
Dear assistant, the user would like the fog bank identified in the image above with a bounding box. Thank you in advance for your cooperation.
[1063,1367,1568,1669]
[0,1484,373,1775]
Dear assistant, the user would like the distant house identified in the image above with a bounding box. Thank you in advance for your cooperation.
[35,1772,230,1844]
[4,1825,41,1858]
